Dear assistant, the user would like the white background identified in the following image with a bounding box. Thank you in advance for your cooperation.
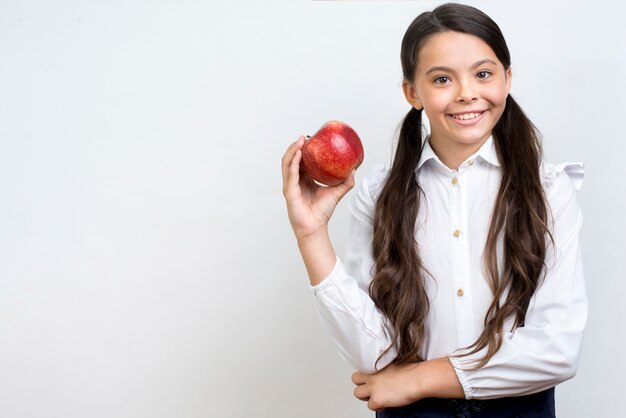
[0,1,624,417]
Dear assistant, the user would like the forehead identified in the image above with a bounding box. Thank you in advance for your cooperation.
[417,31,501,71]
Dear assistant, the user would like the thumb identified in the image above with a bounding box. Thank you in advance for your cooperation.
[333,170,356,201]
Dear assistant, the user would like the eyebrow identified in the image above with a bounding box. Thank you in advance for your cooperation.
[425,59,498,75]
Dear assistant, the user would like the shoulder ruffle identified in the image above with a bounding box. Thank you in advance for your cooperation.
[541,161,585,191]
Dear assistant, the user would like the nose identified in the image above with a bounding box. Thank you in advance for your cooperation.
[456,78,478,103]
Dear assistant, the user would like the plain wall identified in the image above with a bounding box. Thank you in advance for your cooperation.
[0,1,624,417]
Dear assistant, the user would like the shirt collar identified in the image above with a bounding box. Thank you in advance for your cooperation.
[416,136,440,170]
[416,135,501,172]
[474,135,501,167]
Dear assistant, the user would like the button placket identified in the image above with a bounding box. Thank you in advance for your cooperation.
[449,169,473,346]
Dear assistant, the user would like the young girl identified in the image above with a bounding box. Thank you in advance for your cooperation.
[281,3,586,417]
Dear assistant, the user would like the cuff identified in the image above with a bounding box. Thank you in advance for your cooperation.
[309,256,342,295]
[448,355,477,399]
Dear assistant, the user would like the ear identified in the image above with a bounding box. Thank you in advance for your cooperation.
[505,66,513,95]
[402,80,423,110]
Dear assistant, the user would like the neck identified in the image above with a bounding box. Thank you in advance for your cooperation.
[429,134,490,171]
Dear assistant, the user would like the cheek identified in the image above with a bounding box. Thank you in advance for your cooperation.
[421,91,452,116]
[485,84,509,107]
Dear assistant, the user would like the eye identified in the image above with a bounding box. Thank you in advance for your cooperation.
[476,70,492,79]
[434,76,450,84]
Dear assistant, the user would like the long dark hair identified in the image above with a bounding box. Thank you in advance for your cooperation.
[370,3,554,370]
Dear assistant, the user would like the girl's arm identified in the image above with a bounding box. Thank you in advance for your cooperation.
[284,140,400,375]
[281,135,355,285]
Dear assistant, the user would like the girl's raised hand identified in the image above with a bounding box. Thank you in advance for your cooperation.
[281,135,355,241]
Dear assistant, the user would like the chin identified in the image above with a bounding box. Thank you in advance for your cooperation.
[451,131,492,145]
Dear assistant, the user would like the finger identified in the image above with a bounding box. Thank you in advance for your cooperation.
[281,136,305,186]
[281,136,305,184]
[368,398,384,412]
[351,370,366,385]
[289,148,304,190]
[284,147,307,200]
[353,384,370,401]
[332,169,356,202]
[281,136,305,194]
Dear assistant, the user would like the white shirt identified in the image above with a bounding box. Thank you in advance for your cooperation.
[309,136,586,399]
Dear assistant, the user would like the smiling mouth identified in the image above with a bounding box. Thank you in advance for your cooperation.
[449,111,485,120]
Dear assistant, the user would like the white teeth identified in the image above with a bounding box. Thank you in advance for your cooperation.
[452,112,481,120]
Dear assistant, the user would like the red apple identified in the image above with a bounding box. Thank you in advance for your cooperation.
[301,120,364,186]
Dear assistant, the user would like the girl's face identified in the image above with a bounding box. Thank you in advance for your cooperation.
[403,31,512,154]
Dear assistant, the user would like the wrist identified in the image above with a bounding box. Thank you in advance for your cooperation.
[411,362,427,401]
[296,227,336,286]
[296,225,329,248]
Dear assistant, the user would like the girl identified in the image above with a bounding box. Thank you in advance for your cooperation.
[281,3,586,417]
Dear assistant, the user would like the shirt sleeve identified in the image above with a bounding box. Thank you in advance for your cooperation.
[309,166,396,373]
[449,162,587,399]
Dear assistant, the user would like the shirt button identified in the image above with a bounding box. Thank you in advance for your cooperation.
[451,177,458,185]
[453,229,461,237]
[457,288,464,297]
[467,160,474,166]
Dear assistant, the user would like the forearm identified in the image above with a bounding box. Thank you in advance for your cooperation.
[297,226,337,286]
[414,357,465,399]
